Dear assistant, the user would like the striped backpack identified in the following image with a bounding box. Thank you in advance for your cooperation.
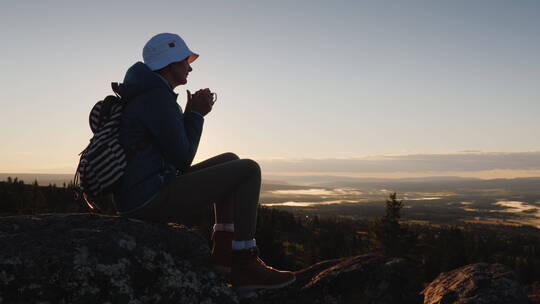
[73,83,128,211]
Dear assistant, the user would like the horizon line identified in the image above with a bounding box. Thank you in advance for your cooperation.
[3,170,540,181]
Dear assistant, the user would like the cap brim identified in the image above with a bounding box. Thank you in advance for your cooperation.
[146,52,199,71]
[187,53,199,64]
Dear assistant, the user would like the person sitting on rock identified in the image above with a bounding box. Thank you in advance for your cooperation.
[112,32,296,295]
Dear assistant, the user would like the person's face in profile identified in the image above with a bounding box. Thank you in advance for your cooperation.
[169,58,192,87]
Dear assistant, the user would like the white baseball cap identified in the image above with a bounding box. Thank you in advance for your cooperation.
[143,33,199,71]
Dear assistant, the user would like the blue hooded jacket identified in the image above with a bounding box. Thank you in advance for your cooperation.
[112,62,204,214]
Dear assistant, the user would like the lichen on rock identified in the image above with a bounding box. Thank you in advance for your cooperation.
[0,213,238,303]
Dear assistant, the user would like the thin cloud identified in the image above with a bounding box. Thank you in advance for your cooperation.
[256,152,540,173]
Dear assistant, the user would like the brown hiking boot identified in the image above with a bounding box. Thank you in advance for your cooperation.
[231,246,296,295]
[211,231,234,276]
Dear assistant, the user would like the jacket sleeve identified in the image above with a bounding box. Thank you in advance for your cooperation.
[139,89,204,170]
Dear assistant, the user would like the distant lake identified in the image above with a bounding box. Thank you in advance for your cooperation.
[263,200,359,207]
[495,201,540,217]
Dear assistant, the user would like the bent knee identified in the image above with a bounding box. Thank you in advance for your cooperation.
[241,159,261,176]
[222,152,240,161]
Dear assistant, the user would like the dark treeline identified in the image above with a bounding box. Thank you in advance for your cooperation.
[0,177,85,215]
[0,178,115,215]
[0,179,539,292]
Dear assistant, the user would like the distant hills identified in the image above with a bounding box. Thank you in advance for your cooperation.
[2,172,540,191]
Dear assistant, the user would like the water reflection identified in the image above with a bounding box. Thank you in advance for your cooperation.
[263,200,358,207]
[269,188,362,196]
[495,201,540,218]
[405,197,441,201]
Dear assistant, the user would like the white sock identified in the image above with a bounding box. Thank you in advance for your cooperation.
[213,223,234,233]
[232,241,245,250]
[232,238,257,250]
[244,239,256,248]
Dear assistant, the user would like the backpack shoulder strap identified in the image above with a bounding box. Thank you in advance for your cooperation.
[111,82,120,97]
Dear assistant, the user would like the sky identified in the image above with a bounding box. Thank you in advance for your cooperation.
[0,0,539,178]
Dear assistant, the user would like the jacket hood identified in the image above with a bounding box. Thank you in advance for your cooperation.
[116,62,173,100]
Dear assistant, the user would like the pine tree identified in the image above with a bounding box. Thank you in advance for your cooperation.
[369,192,415,257]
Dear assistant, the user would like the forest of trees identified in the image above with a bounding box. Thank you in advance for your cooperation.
[0,178,539,294]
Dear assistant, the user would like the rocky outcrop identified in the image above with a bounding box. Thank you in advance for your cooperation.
[249,253,423,304]
[0,213,529,304]
[421,263,529,304]
[0,213,237,304]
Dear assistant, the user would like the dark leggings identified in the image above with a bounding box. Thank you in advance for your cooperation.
[126,153,261,240]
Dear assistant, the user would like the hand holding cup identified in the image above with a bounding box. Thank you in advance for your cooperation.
[185,88,217,117]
